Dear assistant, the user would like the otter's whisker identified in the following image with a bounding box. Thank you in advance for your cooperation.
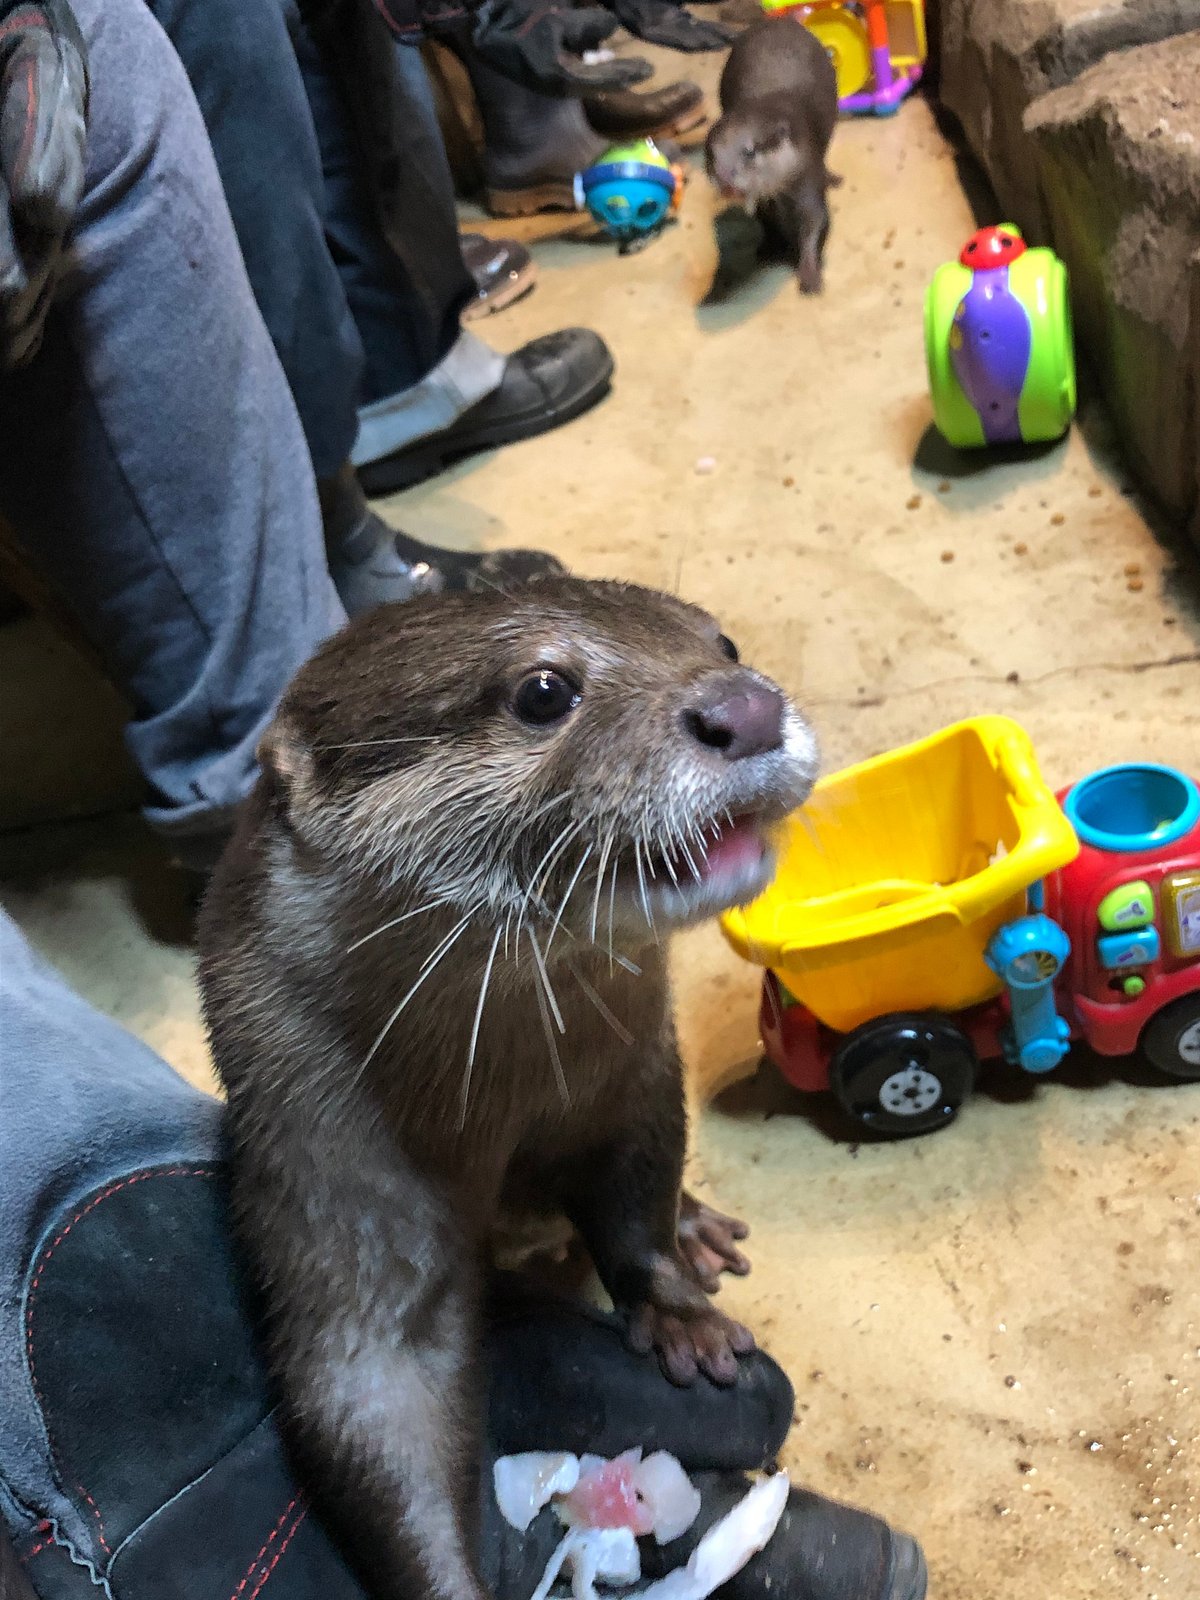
[675,823,702,883]
[519,819,582,931]
[517,791,573,833]
[527,927,565,1034]
[361,913,472,1069]
[460,923,504,1130]
[633,840,657,940]
[314,735,439,750]
[606,846,620,974]
[347,897,452,953]
[612,953,641,977]
[661,836,680,888]
[640,796,658,878]
[589,828,616,946]
[547,841,594,952]
[529,931,570,1107]
[570,963,634,1047]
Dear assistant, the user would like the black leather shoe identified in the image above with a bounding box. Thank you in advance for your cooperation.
[357,329,614,497]
[584,80,706,141]
[460,233,538,320]
[320,463,565,613]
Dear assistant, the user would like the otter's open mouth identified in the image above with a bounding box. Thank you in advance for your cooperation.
[638,813,775,924]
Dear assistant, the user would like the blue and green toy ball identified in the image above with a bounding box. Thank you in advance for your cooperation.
[575,139,680,245]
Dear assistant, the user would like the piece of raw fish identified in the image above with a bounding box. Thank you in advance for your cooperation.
[530,1525,641,1600]
[637,1473,790,1600]
[633,1452,703,1546]
[494,1453,581,1534]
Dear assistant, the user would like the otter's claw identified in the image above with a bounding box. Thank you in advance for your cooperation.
[678,1192,752,1293]
[629,1300,756,1387]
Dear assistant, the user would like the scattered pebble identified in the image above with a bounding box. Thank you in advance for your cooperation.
[1050,513,1066,526]
[782,475,795,488]
[1127,577,1144,592]
[906,494,922,510]
[694,456,716,475]
[1088,485,1103,498]
[1124,562,1141,576]
[937,480,951,493]
[894,259,905,270]
[1006,671,1020,683]
[1005,1375,1021,1389]
[940,550,955,563]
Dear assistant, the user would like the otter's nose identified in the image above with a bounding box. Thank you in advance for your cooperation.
[683,683,785,761]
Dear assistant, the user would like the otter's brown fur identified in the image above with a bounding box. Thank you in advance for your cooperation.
[705,17,840,293]
[197,577,816,1600]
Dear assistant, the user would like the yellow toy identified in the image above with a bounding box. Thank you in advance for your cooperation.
[759,0,926,115]
[722,717,1077,1033]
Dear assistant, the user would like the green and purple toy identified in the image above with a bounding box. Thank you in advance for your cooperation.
[925,225,1076,449]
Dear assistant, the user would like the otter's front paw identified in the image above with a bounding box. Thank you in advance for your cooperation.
[628,1300,756,1387]
[796,258,822,294]
[677,1192,751,1293]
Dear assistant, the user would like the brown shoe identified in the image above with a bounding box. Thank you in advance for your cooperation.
[584,80,706,141]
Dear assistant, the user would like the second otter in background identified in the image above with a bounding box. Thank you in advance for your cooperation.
[705,16,841,294]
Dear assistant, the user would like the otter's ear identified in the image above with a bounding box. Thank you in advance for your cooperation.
[257,719,313,811]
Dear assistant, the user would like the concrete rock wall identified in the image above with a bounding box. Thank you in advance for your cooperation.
[1027,36,1200,530]
[932,0,1200,548]
[936,0,1200,240]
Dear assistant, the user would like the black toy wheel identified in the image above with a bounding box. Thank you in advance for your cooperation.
[831,1012,977,1136]
[1140,995,1200,1081]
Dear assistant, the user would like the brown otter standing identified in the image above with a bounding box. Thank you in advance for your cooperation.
[197,577,818,1600]
[705,16,841,293]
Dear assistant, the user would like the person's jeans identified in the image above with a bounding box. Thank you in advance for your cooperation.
[0,0,504,855]
[0,909,794,1597]
[145,0,502,475]
[0,0,345,860]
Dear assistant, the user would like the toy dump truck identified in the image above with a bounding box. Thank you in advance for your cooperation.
[721,717,1200,1135]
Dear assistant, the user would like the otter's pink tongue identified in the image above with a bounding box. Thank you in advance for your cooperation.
[698,819,765,881]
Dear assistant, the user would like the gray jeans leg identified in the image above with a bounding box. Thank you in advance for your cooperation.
[0,0,345,856]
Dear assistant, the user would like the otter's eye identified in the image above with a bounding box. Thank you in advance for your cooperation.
[717,633,740,663]
[512,669,581,727]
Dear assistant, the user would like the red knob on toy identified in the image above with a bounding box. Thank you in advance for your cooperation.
[959,226,1027,269]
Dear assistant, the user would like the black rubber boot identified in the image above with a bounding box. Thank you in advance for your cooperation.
[449,32,606,214]
[354,330,614,498]
[320,464,565,612]
[482,1282,928,1600]
[645,1473,927,1600]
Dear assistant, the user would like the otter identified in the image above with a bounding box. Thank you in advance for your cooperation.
[705,16,840,294]
[197,577,817,1600]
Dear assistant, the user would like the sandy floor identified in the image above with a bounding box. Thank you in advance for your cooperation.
[2,64,1198,1600]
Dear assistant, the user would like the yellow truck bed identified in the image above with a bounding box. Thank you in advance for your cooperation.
[721,717,1079,1032]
